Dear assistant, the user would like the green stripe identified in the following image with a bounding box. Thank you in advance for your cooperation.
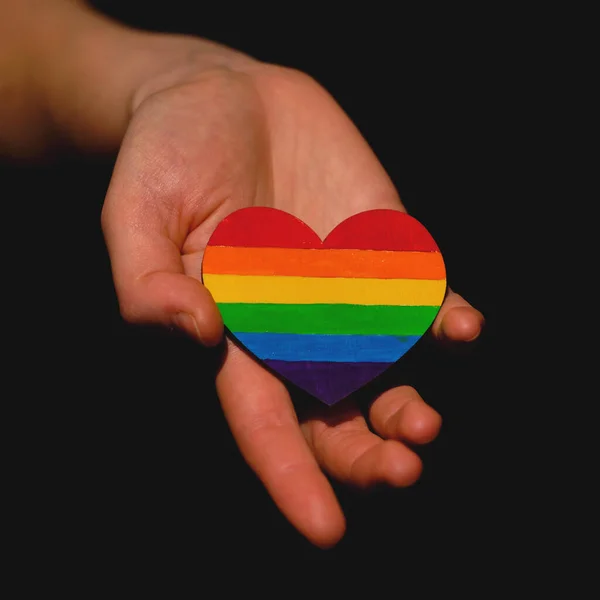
[217,303,440,335]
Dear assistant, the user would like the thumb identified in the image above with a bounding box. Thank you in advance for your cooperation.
[101,178,223,347]
[115,269,223,346]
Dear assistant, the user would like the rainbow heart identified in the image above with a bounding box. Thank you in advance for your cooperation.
[202,208,446,405]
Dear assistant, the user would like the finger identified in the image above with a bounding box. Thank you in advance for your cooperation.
[302,403,423,489]
[117,269,223,346]
[369,386,442,444]
[431,288,485,342]
[216,341,345,548]
[101,151,223,346]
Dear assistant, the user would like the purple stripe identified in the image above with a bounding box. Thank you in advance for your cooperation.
[264,360,393,405]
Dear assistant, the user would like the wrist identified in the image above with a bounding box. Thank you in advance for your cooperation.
[128,39,260,116]
[16,1,260,155]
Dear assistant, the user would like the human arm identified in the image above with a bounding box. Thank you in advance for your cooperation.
[0,0,485,547]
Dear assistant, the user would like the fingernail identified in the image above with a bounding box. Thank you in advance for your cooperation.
[173,312,203,343]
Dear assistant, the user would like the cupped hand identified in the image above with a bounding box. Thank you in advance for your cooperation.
[101,62,484,548]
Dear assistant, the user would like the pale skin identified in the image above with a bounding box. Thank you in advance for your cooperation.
[1,0,485,547]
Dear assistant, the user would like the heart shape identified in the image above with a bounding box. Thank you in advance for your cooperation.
[202,208,446,405]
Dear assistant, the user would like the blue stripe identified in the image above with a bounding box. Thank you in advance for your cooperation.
[231,332,420,362]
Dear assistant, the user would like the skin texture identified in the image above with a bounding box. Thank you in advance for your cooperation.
[1,0,485,547]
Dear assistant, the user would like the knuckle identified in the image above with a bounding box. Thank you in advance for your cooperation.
[240,410,293,439]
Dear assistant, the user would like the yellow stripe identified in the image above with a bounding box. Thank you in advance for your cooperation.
[203,274,446,306]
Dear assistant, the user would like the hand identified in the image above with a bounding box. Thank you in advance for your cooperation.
[101,59,484,548]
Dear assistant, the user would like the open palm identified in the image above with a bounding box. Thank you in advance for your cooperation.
[101,64,484,547]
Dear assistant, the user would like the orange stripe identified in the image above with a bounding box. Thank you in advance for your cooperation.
[203,246,445,279]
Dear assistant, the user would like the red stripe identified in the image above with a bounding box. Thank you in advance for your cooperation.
[207,207,440,252]
[207,207,321,248]
[324,210,440,251]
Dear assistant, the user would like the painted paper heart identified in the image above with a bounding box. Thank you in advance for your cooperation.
[202,208,446,405]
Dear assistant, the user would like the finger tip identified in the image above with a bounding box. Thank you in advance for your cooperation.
[304,498,346,549]
[383,443,423,487]
[440,306,485,342]
[195,282,225,346]
[389,394,442,445]
[192,306,225,347]
[311,525,346,550]
[404,410,442,445]
[201,320,225,347]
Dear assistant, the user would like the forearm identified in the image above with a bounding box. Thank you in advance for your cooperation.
[0,0,255,159]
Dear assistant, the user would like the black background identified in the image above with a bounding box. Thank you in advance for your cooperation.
[6,1,524,569]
